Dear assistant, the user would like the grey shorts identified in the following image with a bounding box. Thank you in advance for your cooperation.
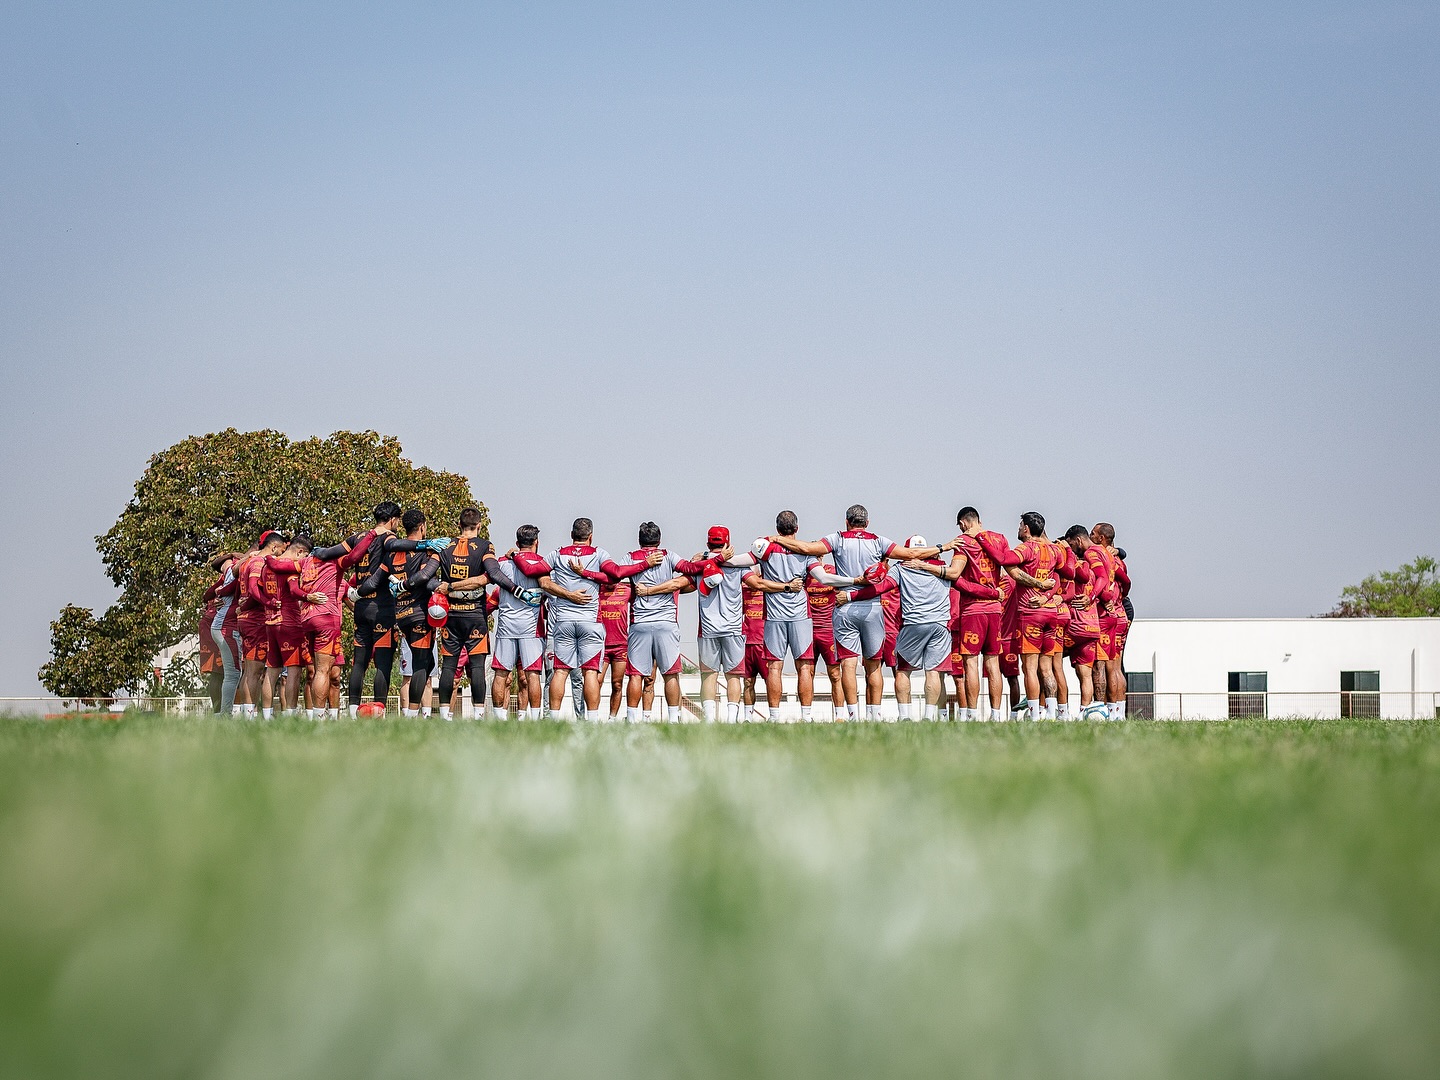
[896,622,951,671]
[834,599,886,660]
[549,620,607,671]
[763,619,814,662]
[398,637,414,677]
[492,636,545,673]
[699,634,746,674]
[627,622,683,677]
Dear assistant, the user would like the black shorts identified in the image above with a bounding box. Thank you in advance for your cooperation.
[354,605,396,651]
[397,615,435,651]
[441,612,489,658]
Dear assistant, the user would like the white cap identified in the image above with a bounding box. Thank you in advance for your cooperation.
[906,535,926,548]
[752,537,771,558]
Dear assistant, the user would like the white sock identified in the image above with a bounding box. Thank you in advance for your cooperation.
[726,702,741,722]
[1113,701,1126,719]
[866,704,880,721]
[703,700,717,721]
[527,707,541,720]
[626,706,640,722]
[897,703,911,720]
[1029,702,1043,720]
[846,704,858,721]
[1045,696,1058,719]
[923,704,937,721]
[1057,702,1069,719]
[744,705,755,722]
[262,708,273,720]
[800,706,812,721]
[423,707,434,717]
[961,707,972,722]
[347,704,357,718]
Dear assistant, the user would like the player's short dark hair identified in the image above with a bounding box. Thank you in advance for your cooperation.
[957,506,980,526]
[373,501,402,523]
[262,530,290,548]
[291,534,313,552]
[1115,547,1127,560]
[1064,524,1089,541]
[846,504,868,528]
[638,521,661,547]
[516,524,539,547]
[1021,511,1045,536]
[775,510,799,536]
[209,552,232,571]
[572,517,593,541]
[1094,522,1115,543]
[402,509,426,534]
[459,507,483,531]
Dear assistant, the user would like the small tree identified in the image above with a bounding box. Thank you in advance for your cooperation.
[40,430,483,698]
[1327,556,1440,618]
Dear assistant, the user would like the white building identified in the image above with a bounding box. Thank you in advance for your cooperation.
[1123,618,1440,720]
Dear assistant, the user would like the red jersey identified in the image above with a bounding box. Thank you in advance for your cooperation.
[947,587,962,631]
[881,579,902,635]
[1011,539,1063,611]
[598,579,632,648]
[257,559,294,627]
[269,539,372,623]
[1089,545,1124,616]
[742,584,766,646]
[955,532,1008,615]
[806,560,837,635]
[235,553,267,622]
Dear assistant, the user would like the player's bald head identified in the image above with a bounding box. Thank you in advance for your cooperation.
[845,504,868,528]
[1093,522,1115,544]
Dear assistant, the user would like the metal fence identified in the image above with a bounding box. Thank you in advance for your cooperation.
[4,688,1438,722]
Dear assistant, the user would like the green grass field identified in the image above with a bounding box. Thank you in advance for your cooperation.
[1,716,1437,1080]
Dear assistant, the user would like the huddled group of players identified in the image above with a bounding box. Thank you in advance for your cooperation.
[196,501,1132,722]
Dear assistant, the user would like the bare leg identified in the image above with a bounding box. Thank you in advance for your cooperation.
[766,660,785,709]
[865,659,884,706]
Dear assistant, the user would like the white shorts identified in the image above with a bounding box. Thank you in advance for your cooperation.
[492,636,545,673]
[627,622,682,676]
[698,634,745,674]
[549,620,606,671]
[398,637,414,677]
[834,600,886,660]
[896,623,951,671]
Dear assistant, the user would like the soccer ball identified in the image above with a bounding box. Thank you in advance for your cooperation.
[357,702,386,718]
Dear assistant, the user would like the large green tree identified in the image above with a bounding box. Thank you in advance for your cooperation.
[40,430,483,697]
[1328,556,1440,618]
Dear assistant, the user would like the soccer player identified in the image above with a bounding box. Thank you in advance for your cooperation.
[739,578,768,721]
[377,510,442,717]
[892,537,954,720]
[596,563,635,718]
[345,502,405,715]
[616,522,698,724]
[753,511,871,722]
[805,554,845,720]
[199,572,223,711]
[639,526,756,723]
[490,525,550,720]
[1091,522,1131,718]
[235,530,289,717]
[977,512,1063,720]
[1062,525,1106,719]
[264,536,312,716]
[432,507,526,722]
[537,518,658,720]
[209,552,244,715]
[266,527,377,719]
[765,505,947,722]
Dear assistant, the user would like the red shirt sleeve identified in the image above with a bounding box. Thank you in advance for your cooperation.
[673,558,707,575]
[600,559,649,580]
[338,530,377,570]
[951,576,999,600]
[852,574,897,601]
[977,532,1022,567]
[246,565,268,606]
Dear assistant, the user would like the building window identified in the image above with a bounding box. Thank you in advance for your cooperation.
[1228,671,1267,718]
[1126,671,1154,718]
[1340,671,1380,718]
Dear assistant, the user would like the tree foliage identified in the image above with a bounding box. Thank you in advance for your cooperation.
[1328,556,1440,618]
[40,430,483,697]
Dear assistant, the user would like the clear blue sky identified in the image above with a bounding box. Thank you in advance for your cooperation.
[2,2,1437,694]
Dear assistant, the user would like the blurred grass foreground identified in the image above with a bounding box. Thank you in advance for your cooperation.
[1,716,1437,1080]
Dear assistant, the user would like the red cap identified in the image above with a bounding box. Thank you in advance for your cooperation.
[707,525,730,547]
[426,591,450,627]
[258,529,278,547]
